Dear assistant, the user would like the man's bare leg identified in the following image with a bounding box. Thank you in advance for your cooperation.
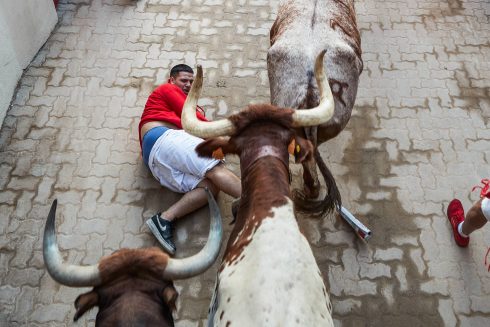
[461,198,488,235]
[157,164,240,223]
[162,163,241,221]
[162,179,219,222]
[147,165,240,255]
[147,179,218,255]
[205,163,242,198]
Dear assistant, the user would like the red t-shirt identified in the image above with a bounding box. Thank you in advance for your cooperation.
[138,82,208,146]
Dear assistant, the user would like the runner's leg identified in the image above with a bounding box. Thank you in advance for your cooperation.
[161,179,219,222]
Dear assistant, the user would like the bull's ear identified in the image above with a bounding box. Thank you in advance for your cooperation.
[74,291,99,321]
[162,284,178,312]
[293,136,314,163]
[195,137,236,159]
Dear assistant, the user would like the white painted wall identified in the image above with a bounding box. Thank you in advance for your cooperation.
[0,0,58,125]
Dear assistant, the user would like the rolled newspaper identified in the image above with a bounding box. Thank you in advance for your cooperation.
[338,206,372,241]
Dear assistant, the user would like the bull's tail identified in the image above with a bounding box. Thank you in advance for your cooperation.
[294,148,341,217]
[315,148,342,213]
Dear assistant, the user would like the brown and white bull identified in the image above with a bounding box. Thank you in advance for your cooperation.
[181,52,334,326]
[43,189,222,326]
[268,0,363,214]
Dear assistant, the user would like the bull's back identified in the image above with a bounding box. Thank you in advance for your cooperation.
[268,0,363,142]
[209,202,333,327]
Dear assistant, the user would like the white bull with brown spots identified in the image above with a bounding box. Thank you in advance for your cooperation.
[181,52,335,327]
[268,0,363,215]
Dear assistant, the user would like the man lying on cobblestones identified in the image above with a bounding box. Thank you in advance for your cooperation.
[139,64,242,255]
[447,179,490,247]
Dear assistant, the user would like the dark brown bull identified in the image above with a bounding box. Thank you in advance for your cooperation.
[43,189,222,326]
[181,52,335,326]
[268,0,363,215]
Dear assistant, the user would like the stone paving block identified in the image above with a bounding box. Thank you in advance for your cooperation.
[0,205,13,235]
[5,268,44,288]
[333,298,362,316]
[30,303,73,323]
[449,279,472,315]
[437,298,457,327]
[97,177,117,203]
[120,233,147,249]
[57,234,91,251]
[73,217,111,236]
[0,283,20,302]
[374,248,404,261]
[83,233,106,265]
[0,191,18,205]
[103,224,124,250]
[28,250,44,270]
[459,316,490,327]
[360,262,391,279]
[410,249,427,275]
[10,236,37,269]
[114,190,145,204]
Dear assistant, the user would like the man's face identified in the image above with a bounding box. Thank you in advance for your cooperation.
[170,72,194,95]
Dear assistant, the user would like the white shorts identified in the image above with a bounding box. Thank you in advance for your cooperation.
[148,129,221,193]
[482,197,490,221]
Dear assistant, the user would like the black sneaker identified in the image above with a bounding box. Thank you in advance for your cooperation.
[146,213,176,255]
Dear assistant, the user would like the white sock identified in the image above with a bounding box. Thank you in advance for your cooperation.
[457,221,469,238]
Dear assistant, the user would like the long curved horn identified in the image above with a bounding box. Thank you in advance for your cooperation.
[292,50,335,127]
[44,190,222,284]
[181,65,235,138]
[43,200,102,287]
[163,187,223,279]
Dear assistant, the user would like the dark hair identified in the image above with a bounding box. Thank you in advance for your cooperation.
[170,64,194,77]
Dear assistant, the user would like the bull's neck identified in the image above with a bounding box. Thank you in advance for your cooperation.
[240,155,291,208]
[220,154,292,271]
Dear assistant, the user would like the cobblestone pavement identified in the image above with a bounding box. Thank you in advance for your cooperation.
[0,0,489,326]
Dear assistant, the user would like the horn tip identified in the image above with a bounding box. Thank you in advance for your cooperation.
[196,65,203,77]
[318,49,327,62]
[49,199,58,216]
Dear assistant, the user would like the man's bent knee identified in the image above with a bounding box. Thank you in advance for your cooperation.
[205,163,225,177]
[197,178,219,197]
[205,163,236,183]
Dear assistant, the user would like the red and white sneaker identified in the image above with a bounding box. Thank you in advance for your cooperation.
[447,199,470,247]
